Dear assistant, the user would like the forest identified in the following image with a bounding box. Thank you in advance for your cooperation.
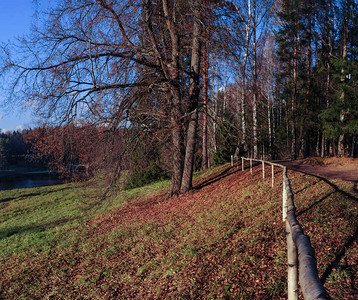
[1,0,357,196]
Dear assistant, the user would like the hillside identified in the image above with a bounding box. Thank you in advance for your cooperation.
[0,162,357,299]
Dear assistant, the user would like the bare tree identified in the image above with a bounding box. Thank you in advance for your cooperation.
[1,0,216,196]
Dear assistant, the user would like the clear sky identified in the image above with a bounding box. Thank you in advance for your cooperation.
[0,0,49,133]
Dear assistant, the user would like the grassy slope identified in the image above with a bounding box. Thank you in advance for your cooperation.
[0,163,357,299]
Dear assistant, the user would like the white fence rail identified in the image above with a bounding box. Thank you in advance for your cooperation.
[239,157,330,300]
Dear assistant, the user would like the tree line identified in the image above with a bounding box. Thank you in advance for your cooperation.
[0,130,31,169]
[1,0,357,195]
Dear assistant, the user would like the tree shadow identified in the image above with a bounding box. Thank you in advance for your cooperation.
[296,191,335,217]
[320,223,358,285]
[0,192,44,204]
[354,183,358,194]
[0,215,83,240]
[288,169,358,203]
[0,197,16,204]
[194,161,273,191]
[194,165,244,190]
[294,179,322,195]
[0,187,72,204]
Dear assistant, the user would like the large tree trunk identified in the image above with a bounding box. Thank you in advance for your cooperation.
[169,106,184,196]
[180,0,202,194]
[163,0,184,196]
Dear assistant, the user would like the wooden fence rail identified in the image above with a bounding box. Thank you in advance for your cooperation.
[238,157,330,300]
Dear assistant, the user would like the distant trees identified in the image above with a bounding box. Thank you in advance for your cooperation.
[0,131,31,169]
[26,125,108,179]
[0,136,8,169]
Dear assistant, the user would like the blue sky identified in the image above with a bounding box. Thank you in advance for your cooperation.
[0,0,51,133]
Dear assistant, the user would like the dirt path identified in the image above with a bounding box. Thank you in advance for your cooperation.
[275,159,358,183]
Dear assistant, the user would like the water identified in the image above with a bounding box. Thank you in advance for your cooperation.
[0,171,64,190]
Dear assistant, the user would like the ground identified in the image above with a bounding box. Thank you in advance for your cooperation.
[0,158,357,298]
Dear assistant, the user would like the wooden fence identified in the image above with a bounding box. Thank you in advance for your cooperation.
[237,157,330,300]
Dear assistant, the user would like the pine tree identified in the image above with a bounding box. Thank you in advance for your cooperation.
[319,0,358,157]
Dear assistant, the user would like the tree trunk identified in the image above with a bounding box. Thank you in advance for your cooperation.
[291,23,298,158]
[321,134,325,157]
[201,42,209,170]
[253,92,258,158]
[298,125,304,158]
[169,109,184,196]
[235,0,251,158]
[352,137,355,158]
[252,0,258,159]
[268,99,272,160]
[180,0,202,194]
[212,56,219,156]
[316,130,320,157]
[304,0,312,158]
[163,0,184,196]
[338,6,348,158]
[338,134,344,157]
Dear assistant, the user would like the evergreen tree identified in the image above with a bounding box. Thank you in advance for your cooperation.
[319,0,358,156]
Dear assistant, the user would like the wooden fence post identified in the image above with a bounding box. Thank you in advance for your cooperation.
[271,165,274,188]
[286,220,299,300]
[250,159,252,174]
[231,155,233,167]
[242,157,244,171]
[282,177,287,221]
[262,161,265,178]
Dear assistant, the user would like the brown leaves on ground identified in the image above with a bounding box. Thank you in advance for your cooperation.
[1,163,357,299]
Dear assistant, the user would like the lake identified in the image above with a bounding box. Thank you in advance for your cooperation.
[0,171,64,190]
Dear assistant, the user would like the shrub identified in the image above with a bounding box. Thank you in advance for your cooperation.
[124,161,168,190]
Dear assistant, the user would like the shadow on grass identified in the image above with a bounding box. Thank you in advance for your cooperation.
[320,222,358,285]
[296,191,335,217]
[194,161,266,191]
[0,187,72,204]
[0,197,15,204]
[0,215,83,240]
[194,166,240,190]
[289,170,358,204]
[294,179,322,195]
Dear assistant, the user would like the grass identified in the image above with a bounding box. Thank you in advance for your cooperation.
[0,163,357,299]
